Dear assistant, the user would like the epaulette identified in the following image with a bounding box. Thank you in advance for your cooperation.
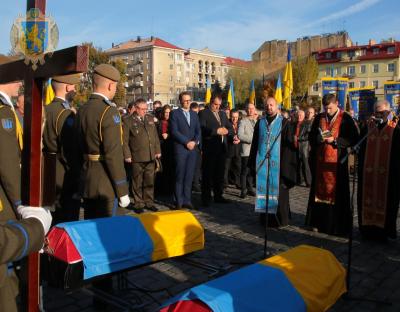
[62,101,71,109]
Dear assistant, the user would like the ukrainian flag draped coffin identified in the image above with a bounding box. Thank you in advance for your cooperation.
[161,245,346,312]
[42,211,204,289]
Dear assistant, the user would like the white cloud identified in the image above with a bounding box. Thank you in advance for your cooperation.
[307,0,381,27]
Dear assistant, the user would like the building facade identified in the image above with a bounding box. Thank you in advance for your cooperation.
[309,40,400,98]
[107,37,249,105]
[252,31,351,76]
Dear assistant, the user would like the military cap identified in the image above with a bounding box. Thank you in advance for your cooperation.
[94,64,120,82]
[0,54,20,65]
[52,73,81,85]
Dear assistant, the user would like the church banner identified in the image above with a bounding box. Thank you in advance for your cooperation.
[384,82,400,113]
[322,77,348,110]
[348,87,375,120]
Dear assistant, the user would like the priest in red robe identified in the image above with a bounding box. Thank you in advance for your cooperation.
[357,100,400,240]
[306,93,359,236]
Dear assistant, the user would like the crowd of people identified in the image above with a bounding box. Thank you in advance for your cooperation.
[0,58,399,310]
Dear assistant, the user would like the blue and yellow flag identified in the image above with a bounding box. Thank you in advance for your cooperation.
[249,80,256,104]
[205,79,212,105]
[283,47,293,110]
[227,78,235,110]
[45,78,55,105]
[274,74,283,105]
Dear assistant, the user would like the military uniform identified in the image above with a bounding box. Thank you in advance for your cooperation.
[123,113,161,208]
[76,93,128,218]
[43,94,80,223]
[0,218,44,312]
[0,93,21,222]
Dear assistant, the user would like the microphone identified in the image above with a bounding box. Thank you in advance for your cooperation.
[371,116,384,124]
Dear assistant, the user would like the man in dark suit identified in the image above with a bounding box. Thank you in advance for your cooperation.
[170,92,201,209]
[199,94,234,206]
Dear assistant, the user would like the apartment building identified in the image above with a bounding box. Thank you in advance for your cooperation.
[309,40,400,98]
[106,37,249,105]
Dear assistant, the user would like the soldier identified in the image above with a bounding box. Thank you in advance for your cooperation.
[0,55,52,311]
[42,74,81,223]
[76,64,130,219]
[123,98,161,212]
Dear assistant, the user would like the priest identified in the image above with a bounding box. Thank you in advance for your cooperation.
[248,96,297,226]
[306,93,359,236]
[357,100,400,240]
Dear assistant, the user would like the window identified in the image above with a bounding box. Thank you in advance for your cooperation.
[169,88,173,94]
[387,46,395,54]
[177,64,182,71]
[186,72,190,78]
[325,52,331,59]
[176,54,182,61]
[336,51,342,58]
[146,63,150,70]
[373,80,379,88]
[349,82,355,88]
[325,67,331,75]
[373,64,379,73]
[348,51,355,58]
[388,63,395,72]
[146,75,149,82]
[186,63,190,69]
[372,48,380,55]
[312,83,319,92]
[336,67,341,75]
[170,64,173,70]
[146,51,150,59]
[360,65,366,74]
[177,77,181,83]
[360,81,366,88]
[360,49,367,56]
[347,66,356,75]
[170,75,173,82]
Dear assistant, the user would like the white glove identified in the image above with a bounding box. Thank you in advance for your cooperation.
[17,206,53,235]
[119,195,130,208]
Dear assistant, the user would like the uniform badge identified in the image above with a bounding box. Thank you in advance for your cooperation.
[113,114,121,124]
[1,118,14,131]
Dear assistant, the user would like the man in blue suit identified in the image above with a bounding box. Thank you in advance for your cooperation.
[170,91,201,209]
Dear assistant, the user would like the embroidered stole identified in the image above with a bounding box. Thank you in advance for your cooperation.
[255,115,282,213]
[314,110,343,205]
[362,120,396,228]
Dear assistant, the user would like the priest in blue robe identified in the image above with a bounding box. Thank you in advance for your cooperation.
[248,97,297,226]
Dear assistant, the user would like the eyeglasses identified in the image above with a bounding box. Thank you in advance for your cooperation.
[182,100,191,103]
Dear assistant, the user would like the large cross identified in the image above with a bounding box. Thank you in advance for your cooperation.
[0,1,88,311]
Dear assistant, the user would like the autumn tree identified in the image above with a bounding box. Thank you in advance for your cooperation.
[292,56,319,102]
[226,65,259,109]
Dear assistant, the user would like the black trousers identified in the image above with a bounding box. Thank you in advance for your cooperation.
[224,154,241,186]
[240,156,254,193]
[202,150,226,201]
[192,149,202,188]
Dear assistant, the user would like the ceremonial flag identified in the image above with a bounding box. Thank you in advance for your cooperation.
[227,78,235,110]
[283,47,293,110]
[45,78,55,105]
[274,74,283,105]
[249,79,256,104]
[205,78,212,105]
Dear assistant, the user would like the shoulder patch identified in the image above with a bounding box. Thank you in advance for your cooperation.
[113,114,121,124]
[1,118,14,131]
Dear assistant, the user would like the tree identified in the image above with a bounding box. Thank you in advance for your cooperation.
[226,65,259,109]
[112,59,127,107]
[292,56,319,102]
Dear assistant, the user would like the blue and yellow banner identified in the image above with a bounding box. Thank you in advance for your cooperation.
[275,74,283,106]
[321,77,348,110]
[283,47,293,110]
[348,87,375,120]
[227,78,235,110]
[384,81,400,113]
[249,79,256,104]
[205,79,211,105]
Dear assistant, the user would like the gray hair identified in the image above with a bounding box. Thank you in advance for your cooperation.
[375,99,390,110]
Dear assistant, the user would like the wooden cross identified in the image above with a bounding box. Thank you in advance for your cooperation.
[0,1,88,311]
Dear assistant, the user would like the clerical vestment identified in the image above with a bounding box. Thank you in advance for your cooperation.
[255,115,282,213]
[314,110,344,204]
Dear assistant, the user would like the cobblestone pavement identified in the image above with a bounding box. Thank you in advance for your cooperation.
[43,186,400,312]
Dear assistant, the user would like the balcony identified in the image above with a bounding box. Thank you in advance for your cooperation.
[134,81,144,87]
[134,71,144,77]
[199,67,203,73]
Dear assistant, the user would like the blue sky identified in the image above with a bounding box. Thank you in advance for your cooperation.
[1,0,399,59]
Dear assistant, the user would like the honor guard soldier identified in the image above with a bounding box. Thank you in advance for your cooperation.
[123,98,161,212]
[43,74,81,223]
[0,55,52,312]
[76,64,130,219]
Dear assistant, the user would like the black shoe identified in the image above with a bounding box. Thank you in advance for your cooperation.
[240,192,247,199]
[182,203,194,209]
[214,197,230,204]
[171,205,182,210]
[247,190,256,197]
[133,207,144,214]
[145,205,158,212]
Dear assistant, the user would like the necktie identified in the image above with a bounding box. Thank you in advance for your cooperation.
[185,111,190,126]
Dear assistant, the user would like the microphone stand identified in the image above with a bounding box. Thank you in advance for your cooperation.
[256,119,288,259]
[340,120,391,306]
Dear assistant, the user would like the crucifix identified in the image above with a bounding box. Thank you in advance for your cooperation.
[0,0,88,311]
